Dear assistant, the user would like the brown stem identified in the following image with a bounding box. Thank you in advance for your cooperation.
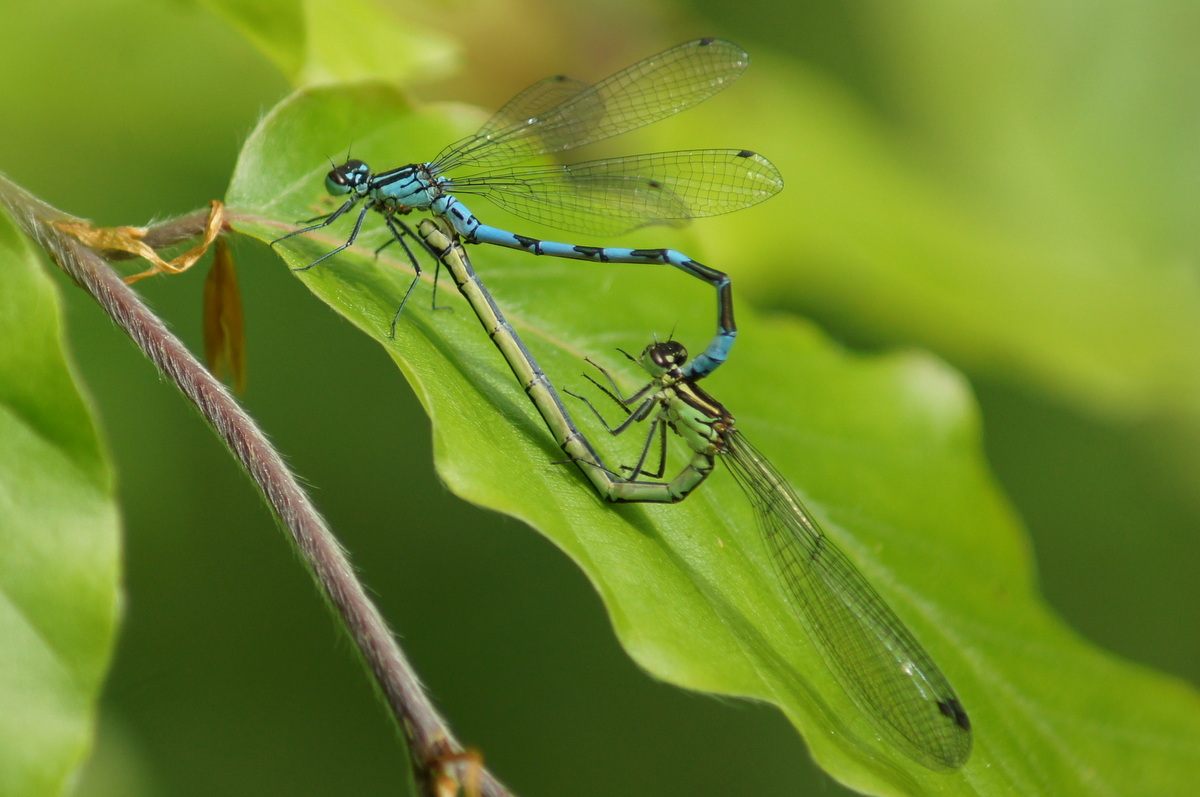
[0,177,513,797]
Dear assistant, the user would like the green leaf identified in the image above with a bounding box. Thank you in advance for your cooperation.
[692,9,1200,435]
[226,83,1200,793]
[0,205,120,795]
[201,0,459,86]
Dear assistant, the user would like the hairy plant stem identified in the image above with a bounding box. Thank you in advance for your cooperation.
[0,175,513,797]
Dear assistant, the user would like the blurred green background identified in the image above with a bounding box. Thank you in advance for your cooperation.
[2,0,1197,794]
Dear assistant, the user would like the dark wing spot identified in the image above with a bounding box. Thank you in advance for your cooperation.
[938,698,971,732]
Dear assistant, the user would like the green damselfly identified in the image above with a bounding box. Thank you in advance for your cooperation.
[417,218,739,502]
[417,223,971,769]
[571,340,973,771]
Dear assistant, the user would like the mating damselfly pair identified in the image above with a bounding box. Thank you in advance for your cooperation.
[276,38,972,772]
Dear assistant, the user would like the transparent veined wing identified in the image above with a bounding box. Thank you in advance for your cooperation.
[434,74,592,172]
[722,432,973,771]
[445,149,782,237]
[432,38,749,174]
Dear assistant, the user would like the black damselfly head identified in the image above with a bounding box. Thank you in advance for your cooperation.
[642,341,688,375]
[325,159,370,196]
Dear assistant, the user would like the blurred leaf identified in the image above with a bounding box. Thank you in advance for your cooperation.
[202,0,460,86]
[0,207,120,795]
[199,0,306,80]
[694,6,1200,437]
[226,83,1200,792]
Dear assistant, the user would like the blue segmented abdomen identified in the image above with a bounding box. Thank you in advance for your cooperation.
[434,194,737,379]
